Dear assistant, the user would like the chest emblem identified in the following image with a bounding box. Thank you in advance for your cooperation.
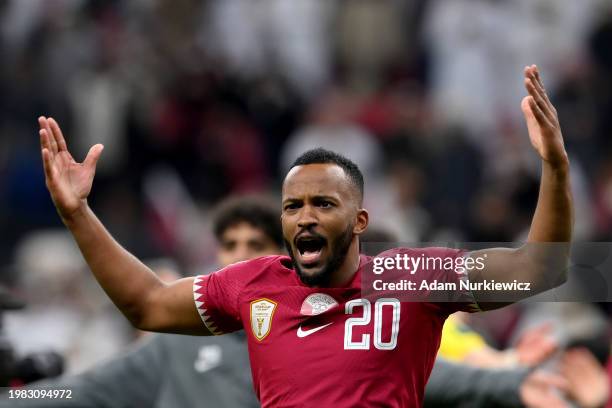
[250,298,277,341]
[300,293,338,316]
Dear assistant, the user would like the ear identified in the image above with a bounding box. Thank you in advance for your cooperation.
[353,208,369,235]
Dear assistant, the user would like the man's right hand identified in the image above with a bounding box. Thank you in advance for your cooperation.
[520,370,569,408]
[38,116,104,222]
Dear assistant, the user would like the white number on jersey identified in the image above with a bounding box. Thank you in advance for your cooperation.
[344,298,400,350]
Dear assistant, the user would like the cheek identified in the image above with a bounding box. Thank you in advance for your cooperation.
[281,216,295,237]
[217,251,231,266]
[322,214,352,236]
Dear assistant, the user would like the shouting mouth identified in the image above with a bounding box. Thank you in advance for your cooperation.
[295,234,327,267]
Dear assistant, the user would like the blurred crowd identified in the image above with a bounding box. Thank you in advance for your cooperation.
[0,0,611,402]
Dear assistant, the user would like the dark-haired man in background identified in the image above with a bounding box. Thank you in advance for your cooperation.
[36,65,572,407]
[2,197,280,408]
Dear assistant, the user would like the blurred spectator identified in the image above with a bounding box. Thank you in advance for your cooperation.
[280,87,384,180]
[3,230,131,374]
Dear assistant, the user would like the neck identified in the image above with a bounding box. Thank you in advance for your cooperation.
[327,239,361,287]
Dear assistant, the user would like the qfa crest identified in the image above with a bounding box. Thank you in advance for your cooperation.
[300,293,338,316]
[250,298,277,341]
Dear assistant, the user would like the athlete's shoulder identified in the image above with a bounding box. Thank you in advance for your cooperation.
[225,254,291,272]
[210,254,294,284]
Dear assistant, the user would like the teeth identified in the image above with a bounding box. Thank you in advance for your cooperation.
[301,248,322,264]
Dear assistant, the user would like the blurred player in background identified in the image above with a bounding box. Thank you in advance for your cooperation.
[1,196,281,408]
[36,65,573,407]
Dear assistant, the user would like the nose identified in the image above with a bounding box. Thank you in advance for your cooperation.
[297,205,318,229]
[234,246,250,263]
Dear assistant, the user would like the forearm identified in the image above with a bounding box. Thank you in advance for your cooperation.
[527,161,572,243]
[470,162,572,308]
[519,161,573,291]
[425,358,527,408]
[63,203,163,328]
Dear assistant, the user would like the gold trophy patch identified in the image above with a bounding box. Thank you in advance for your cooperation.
[250,298,277,341]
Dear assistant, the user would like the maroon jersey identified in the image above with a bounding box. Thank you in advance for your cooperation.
[193,247,477,407]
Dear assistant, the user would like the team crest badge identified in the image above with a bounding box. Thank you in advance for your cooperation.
[300,293,338,316]
[250,298,277,341]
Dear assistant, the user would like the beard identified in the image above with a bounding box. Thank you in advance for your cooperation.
[285,224,355,287]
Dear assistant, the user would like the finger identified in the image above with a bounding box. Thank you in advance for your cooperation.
[39,129,51,152]
[521,96,534,118]
[524,67,546,99]
[38,116,47,132]
[525,78,554,123]
[48,117,68,152]
[45,117,58,155]
[532,65,544,90]
[41,148,57,181]
[83,144,104,170]
[533,371,570,392]
[38,117,50,151]
[39,128,58,162]
[527,93,553,128]
[563,348,600,369]
[525,96,551,127]
[39,116,58,155]
[528,70,551,107]
[530,66,556,113]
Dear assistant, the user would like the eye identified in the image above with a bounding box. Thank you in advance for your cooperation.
[284,202,300,211]
[222,241,236,251]
[318,201,333,208]
[249,241,265,251]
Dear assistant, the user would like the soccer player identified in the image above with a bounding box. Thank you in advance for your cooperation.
[37,65,572,406]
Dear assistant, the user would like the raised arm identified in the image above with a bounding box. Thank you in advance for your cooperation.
[38,116,209,335]
[468,65,573,308]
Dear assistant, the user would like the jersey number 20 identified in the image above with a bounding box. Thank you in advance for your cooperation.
[344,298,400,350]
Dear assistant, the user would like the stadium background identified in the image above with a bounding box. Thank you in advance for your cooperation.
[0,0,611,398]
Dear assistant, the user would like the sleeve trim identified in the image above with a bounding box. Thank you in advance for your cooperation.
[193,275,224,335]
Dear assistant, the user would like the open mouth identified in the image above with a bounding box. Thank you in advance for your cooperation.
[295,234,327,266]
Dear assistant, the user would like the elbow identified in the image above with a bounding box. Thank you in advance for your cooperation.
[119,294,158,331]
[546,247,570,289]
[519,244,570,292]
[123,285,168,332]
[551,257,569,288]
[128,311,161,332]
[123,305,149,330]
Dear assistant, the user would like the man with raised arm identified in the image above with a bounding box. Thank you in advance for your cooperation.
[38,65,572,407]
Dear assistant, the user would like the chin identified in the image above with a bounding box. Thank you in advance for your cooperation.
[296,263,331,286]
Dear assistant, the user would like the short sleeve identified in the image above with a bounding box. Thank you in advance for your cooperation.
[193,262,249,335]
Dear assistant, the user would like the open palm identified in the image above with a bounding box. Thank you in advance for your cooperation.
[521,65,568,168]
[38,116,104,220]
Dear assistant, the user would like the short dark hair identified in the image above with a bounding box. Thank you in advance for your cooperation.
[290,148,364,202]
[213,196,283,248]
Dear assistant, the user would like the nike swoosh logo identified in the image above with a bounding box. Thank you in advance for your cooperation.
[297,322,333,338]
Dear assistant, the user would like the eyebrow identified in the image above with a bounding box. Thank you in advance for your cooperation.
[282,194,339,203]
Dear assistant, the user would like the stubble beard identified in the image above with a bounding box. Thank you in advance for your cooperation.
[285,224,355,287]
